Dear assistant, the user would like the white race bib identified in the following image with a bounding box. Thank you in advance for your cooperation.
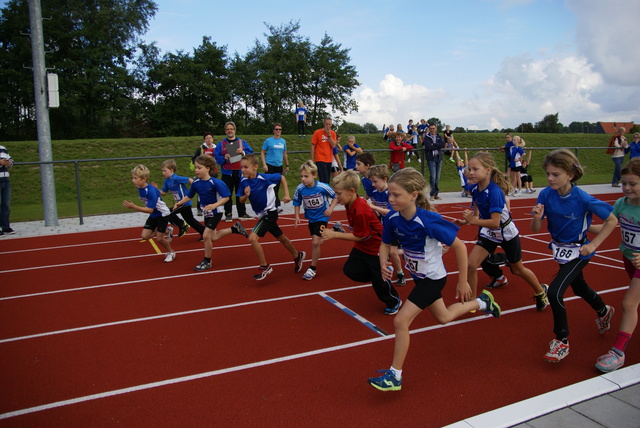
[303,195,323,210]
[480,227,503,243]
[201,206,214,218]
[620,222,640,251]
[551,241,580,264]
[403,248,429,279]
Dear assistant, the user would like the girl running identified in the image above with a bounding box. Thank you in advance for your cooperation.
[595,158,640,372]
[367,168,501,392]
[454,152,549,310]
[531,149,617,362]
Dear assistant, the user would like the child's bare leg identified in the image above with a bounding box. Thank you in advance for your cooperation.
[157,234,172,253]
[203,228,214,258]
[391,301,423,370]
[141,229,154,241]
[311,235,322,267]
[510,260,544,293]
[620,278,640,333]
[277,234,299,258]
[390,246,403,272]
[468,245,489,297]
[247,232,267,265]
[429,298,479,324]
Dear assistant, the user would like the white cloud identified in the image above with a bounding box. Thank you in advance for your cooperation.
[568,0,640,87]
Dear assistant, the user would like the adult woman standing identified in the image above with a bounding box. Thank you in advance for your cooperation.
[261,123,289,210]
[607,127,628,187]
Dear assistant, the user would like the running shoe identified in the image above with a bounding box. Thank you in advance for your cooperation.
[333,222,346,233]
[178,224,190,238]
[0,231,4,237]
[396,272,406,286]
[224,213,233,223]
[253,265,273,280]
[164,225,174,243]
[544,339,569,362]
[3,227,15,234]
[302,267,316,280]
[294,251,306,273]
[163,251,176,263]
[596,305,615,334]
[384,299,402,315]
[238,214,253,221]
[534,283,549,311]
[595,349,625,373]
[232,221,249,238]
[485,276,508,289]
[194,259,212,271]
[478,290,501,317]
[368,370,402,391]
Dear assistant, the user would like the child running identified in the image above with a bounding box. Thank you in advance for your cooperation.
[321,170,401,314]
[454,152,549,310]
[174,155,248,271]
[595,158,640,372]
[531,149,618,362]
[355,152,376,199]
[367,164,406,285]
[157,159,206,240]
[292,160,338,280]
[367,168,500,392]
[239,154,306,280]
[123,164,176,263]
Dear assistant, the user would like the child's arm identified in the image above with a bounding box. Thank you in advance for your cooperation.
[379,242,393,280]
[461,210,500,229]
[280,175,291,204]
[294,205,301,228]
[202,197,229,212]
[530,203,545,233]
[323,197,339,217]
[122,200,153,214]
[321,228,361,242]
[239,186,250,204]
[580,212,618,256]
[450,238,471,302]
[173,195,192,209]
[260,149,269,172]
[369,202,389,217]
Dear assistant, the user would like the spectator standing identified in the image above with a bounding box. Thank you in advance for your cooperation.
[310,118,338,184]
[607,127,628,187]
[417,119,428,139]
[192,132,217,215]
[295,101,307,137]
[343,135,362,170]
[502,133,514,175]
[627,133,640,159]
[0,145,14,236]
[261,123,289,210]
[389,132,413,172]
[214,121,254,222]
[423,123,446,200]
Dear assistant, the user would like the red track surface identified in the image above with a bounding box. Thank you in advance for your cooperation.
[1,193,637,427]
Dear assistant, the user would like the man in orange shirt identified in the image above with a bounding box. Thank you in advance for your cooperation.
[311,118,337,183]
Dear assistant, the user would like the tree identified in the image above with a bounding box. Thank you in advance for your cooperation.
[363,122,378,134]
[516,122,535,133]
[426,117,443,132]
[338,121,364,134]
[0,0,158,139]
[306,33,359,127]
[535,113,562,133]
[453,127,466,133]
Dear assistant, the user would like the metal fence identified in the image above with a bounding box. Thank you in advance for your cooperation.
[13,146,610,225]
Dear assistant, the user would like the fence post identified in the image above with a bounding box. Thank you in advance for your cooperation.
[74,160,84,225]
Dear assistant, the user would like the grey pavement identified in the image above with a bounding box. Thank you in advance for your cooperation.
[4,182,639,427]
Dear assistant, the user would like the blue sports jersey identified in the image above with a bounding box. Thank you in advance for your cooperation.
[187,177,231,214]
[138,184,170,218]
[537,185,613,258]
[162,174,192,207]
[470,181,519,241]
[370,188,390,221]
[343,143,360,169]
[292,181,335,223]
[238,173,281,217]
[362,176,374,198]
[295,107,307,121]
[382,208,459,280]
[509,146,525,168]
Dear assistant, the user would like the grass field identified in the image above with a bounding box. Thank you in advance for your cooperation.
[4,132,623,222]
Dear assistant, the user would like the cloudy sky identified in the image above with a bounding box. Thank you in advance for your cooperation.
[144,0,639,130]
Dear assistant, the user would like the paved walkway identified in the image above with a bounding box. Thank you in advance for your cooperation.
[4,183,639,427]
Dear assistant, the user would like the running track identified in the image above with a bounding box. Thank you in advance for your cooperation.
[1,194,637,427]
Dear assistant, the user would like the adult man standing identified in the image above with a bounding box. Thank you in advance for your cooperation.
[214,122,254,222]
[423,124,446,201]
[311,118,337,184]
[0,145,14,236]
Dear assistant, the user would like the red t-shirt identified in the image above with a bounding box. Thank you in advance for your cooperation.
[346,196,382,255]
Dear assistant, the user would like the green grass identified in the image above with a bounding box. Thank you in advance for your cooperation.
[5,133,622,222]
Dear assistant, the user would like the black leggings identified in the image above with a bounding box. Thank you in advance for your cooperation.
[343,248,400,309]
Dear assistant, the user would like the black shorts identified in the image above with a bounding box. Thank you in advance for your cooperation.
[511,166,522,173]
[144,215,170,233]
[308,221,327,238]
[252,210,283,238]
[521,174,532,183]
[204,212,223,230]
[408,276,447,310]
[476,234,522,264]
[331,165,341,173]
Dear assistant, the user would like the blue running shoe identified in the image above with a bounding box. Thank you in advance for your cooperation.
[478,290,501,317]
[368,370,402,391]
[384,299,402,315]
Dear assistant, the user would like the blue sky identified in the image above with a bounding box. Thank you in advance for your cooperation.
[123,0,639,130]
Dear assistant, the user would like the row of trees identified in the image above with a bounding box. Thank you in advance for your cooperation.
[0,1,359,140]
